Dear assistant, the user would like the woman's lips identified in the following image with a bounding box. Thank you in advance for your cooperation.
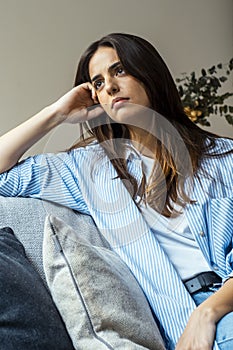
[111,97,130,109]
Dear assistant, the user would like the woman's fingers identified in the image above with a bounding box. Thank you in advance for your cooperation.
[81,82,99,105]
[52,82,100,123]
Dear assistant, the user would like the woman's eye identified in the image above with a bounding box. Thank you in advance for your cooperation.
[94,80,103,90]
[116,67,125,76]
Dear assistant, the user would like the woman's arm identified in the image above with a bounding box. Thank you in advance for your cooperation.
[0,83,101,173]
[176,277,233,350]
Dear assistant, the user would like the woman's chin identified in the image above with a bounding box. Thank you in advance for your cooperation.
[106,103,151,125]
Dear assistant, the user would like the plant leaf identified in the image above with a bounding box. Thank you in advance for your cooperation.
[201,69,207,76]
[176,59,233,127]
[208,66,216,74]
[225,114,233,125]
[219,76,227,83]
[229,58,233,70]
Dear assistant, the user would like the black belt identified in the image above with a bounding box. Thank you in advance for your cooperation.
[184,271,222,295]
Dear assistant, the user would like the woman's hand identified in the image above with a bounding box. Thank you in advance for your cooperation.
[175,306,216,350]
[176,278,233,349]
[51,82,103,124]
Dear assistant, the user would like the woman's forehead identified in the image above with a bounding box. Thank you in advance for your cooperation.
[89,47,119,79]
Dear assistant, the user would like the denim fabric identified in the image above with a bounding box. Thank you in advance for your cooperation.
[192,287,233,350]
[0,226,75,350]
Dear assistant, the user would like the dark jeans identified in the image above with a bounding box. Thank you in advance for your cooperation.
[0,226,75,350]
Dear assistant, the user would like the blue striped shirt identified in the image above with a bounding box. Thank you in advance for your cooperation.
[0,137,232,349]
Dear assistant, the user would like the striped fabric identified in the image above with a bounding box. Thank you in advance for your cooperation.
[1,138,232,349]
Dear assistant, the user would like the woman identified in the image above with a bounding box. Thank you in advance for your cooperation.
[0,33,232,350]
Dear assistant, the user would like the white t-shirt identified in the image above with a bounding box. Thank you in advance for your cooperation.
[140,154,211,280]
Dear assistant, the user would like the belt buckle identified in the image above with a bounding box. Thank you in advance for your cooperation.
[185,276,203,294]
[184,272,222,295]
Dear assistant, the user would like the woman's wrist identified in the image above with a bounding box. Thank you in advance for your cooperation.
[41,104,67,129]
[196,278,233,324]
[195,303,219,324]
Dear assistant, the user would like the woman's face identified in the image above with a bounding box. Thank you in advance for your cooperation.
[88,46,151,123]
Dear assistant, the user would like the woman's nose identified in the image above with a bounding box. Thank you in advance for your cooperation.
[105,77,119,95]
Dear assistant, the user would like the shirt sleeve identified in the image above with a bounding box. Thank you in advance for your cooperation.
[0,152,90,214]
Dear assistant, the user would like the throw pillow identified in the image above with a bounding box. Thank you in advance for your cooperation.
[43,215,165,350]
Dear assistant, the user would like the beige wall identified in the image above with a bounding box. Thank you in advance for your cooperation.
[0,0,232,155]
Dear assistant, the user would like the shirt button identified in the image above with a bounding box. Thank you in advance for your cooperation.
[213,265,219,271]
[199,231,205,237]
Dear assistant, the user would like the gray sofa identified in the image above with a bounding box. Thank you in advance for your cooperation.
[0,196,165,350]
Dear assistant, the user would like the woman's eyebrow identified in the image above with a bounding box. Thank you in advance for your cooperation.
[91,61,121,83]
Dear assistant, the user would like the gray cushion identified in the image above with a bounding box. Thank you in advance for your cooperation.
[0,196,98,283]
[43,214,165,350]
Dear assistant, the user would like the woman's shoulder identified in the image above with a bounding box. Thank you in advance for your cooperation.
[199,136,232,173]
[203,136,233,177]
[214,136,233,148]
[193,137,233,200]
[205,136,233,155]
[69,140,104,156]
[67,141,108,168]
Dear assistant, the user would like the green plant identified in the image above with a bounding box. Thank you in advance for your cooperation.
[176,58,233,126]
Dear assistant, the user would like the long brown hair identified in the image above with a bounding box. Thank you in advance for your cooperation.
[70,33,231,216]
